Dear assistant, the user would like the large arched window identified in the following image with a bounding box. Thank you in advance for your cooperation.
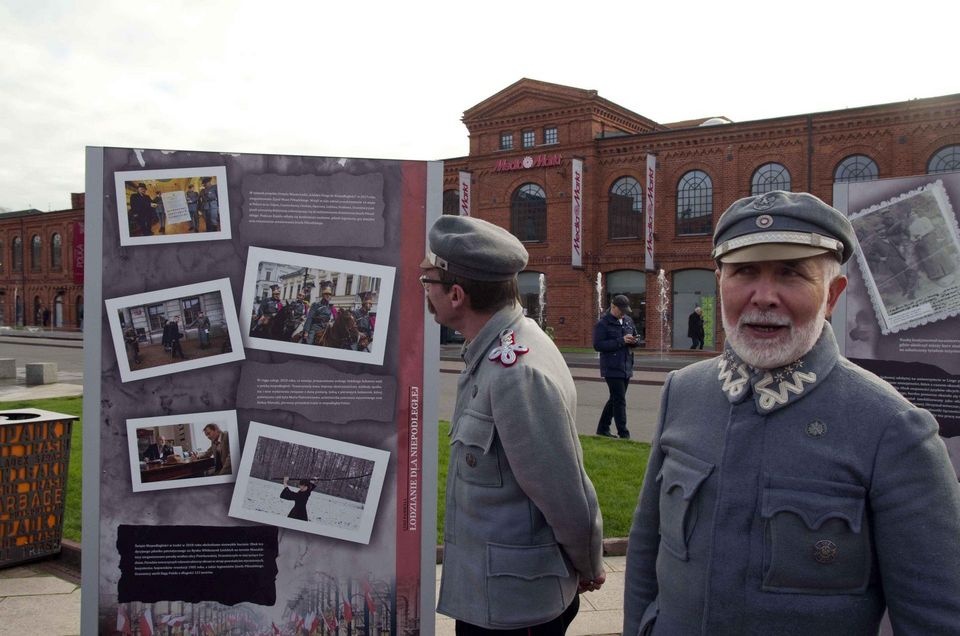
[750,163,791,195]
[30,235,41,271]
[12,237,23,272]
[834,155,878,182]
[928,145,960,174]
[608,176,643,239]
[51,233,62,269]
[511,183,546,242]
[676,170,713,235]
[442,189,459,215]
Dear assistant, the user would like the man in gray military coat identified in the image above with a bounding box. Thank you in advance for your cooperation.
[623,191,960,635]
[421,215,606,634]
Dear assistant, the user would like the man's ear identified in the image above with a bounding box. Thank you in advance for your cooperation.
[448,283,467,310]
[824,275,848,318]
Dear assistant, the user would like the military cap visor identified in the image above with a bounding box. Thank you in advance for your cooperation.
[422,215,528,282]
[712,191,855,264]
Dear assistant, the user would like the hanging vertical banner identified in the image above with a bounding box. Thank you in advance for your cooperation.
[83,147,441,635]
[645,154,657,271]
[458,171,471,216]
[571,157,584,268]
[72,220,84,284]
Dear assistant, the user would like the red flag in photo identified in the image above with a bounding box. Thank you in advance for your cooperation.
[138,608,155,636]
[343,598,353,623]
[309,612,321,634]
[362,578,376,614]
[116,605,132,634]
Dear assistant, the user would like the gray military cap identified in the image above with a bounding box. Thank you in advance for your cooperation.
[420,215,528,281]
[712,190,855,264]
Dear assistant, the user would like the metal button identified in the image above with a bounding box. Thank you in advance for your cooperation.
[813,540,837,564]
[465,453,477,467]
[806,420,827,438]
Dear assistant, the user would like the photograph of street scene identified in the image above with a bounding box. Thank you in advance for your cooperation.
[240,247,395,365]
[105,278,245,382]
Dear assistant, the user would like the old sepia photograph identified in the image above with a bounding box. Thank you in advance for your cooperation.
[239,246,395,365]
[105,278,245,382]
[851,180,960,334]
[114,166,231,245]
[126,411,239,492]
[228,422,388,544]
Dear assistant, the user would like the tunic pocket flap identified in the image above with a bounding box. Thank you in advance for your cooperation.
[487,543,569,580]
[656,447,714,501]
[451,409,496,453]
[761,488,864,532]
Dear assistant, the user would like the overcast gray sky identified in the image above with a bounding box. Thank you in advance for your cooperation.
[1,0,955,212]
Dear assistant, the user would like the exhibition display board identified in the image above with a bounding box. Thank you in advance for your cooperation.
[834,172,960,441]
[82,147,440,635]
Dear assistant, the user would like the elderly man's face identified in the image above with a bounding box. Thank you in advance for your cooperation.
[204,427,220,442]
[718,256,846,369]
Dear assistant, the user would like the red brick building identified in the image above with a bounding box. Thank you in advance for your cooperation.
[0,193,85,330]
[442,79,960,350]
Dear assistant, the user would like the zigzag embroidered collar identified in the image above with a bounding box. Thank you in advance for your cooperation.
[717,324,839,414]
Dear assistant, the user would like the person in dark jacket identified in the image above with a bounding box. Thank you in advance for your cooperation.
[280,476,315,521]
[593,294,638,439]
[687,306,705,349]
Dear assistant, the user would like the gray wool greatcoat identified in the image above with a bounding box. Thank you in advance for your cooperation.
[437,305,605,629]
[624,323,960,635]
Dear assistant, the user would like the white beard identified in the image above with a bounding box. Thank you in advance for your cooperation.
[723,303,827,370]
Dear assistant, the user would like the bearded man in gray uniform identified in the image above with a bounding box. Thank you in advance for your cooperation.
[623,191,960,635]
[421,215,606,635]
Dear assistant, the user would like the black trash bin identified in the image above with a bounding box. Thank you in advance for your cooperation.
[0,408,76,567]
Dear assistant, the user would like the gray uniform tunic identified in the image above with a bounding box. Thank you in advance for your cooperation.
[624,324,960,635]
[438,305,605,629]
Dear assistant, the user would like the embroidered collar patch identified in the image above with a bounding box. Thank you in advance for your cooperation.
[488,329,529,366]
[718,351,750,401]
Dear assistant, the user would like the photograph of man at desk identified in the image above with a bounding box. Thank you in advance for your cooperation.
[126,410,240,492]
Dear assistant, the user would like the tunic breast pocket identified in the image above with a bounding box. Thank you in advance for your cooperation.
[761,476,870,594]
[657,447,714,561]
[452,410,502,487]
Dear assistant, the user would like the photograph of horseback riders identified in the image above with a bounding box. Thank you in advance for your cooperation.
[228,422,389,544]
[114,166,232,246]
[105,278,246,382]
[239,247,395,366]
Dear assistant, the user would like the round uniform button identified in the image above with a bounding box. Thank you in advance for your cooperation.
[806,420,827,438]
[465,453,477,467]
[813,539,838,564]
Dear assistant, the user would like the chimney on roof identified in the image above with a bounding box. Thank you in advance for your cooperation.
[71,193,85,209]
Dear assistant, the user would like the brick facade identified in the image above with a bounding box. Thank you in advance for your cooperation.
[0,193,85,330]
[443,79,960,350]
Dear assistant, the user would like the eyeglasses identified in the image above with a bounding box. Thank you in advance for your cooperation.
[418,275,445,288]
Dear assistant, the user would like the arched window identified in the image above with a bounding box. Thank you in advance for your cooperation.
[834,155,878,183]
[676,170,713,235]
[442,189,459,216]
[608,176,643,239]
[30,235,41,271]
[927,145,960,174]
[12,237,23,272]
[511,183,546,242]
[51,233,62,269]
[750,163,791,195]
